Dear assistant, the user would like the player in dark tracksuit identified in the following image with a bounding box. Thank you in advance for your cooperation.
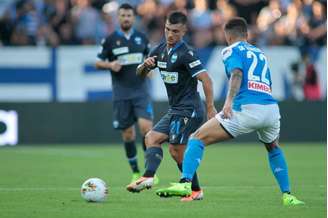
[126,11,217,201]
[95,3,153,183]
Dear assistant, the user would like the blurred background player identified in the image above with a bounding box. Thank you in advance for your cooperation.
[126,11,217,202]
[159,17,305,206]
[95,3,154,183]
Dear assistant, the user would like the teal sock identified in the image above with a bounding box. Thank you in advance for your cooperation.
[182,139,205,180]
[124,141,139,173]
[268,146,290,193]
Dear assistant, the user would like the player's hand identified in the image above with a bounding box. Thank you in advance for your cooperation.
[222,101,233,119]
[207,105,217,120]
[143,56,157,69]
[111,60,122,72]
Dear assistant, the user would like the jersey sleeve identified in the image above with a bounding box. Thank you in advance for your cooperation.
[184,50,206,77]
[221,47,243,76]
[97,38,113,61]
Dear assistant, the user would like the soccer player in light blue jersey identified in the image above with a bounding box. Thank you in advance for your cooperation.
[156,17,305,205]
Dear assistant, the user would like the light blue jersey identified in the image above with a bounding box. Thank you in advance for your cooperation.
[221,41,276,111]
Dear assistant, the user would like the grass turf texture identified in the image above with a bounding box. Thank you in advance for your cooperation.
[0,143,326,218]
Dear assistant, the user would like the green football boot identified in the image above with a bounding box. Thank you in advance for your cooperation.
[156,182,192,197]
[154,174,160,185]
[282,193,305,206]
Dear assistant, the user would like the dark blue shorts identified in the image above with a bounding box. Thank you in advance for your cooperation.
[113,97,153,130]
[153,113,204,145]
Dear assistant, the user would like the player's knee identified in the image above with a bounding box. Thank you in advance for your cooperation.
[190,129,204,141]
[264,141,279,152]
[122,128,135,141]
[144,131,158,147]
[140,126,151,136]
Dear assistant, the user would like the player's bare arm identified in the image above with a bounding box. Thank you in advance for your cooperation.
[95,60,122,72]
[196,72,217,119]
[222,69,243,119]
[136,56,157,77]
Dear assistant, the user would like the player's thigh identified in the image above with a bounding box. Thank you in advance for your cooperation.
[168,115,204,145]
[137,118,153,136]
[215,107,257,139]
[145,130,168,147]
[257,119,280,144]
[192,117,232,145]
[112,100,134,130]
[256,104,281,144]
[146,113,171,146]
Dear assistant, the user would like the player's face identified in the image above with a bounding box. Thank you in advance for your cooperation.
[118,9,135,31]
[164,21,186,47]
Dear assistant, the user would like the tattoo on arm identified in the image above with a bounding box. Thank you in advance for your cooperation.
[136,64,151,77]
[227,69,243,101]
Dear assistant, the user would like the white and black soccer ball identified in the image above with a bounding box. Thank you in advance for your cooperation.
[80,178,108,202]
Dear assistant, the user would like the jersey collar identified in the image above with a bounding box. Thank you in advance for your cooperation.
[116,28,135,40]
[167,40,184,55]
[228,40,247,50]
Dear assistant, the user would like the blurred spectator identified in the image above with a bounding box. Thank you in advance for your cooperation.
[71,0,104,44]
[229,0,267,25]
[36,24,59,46]
[0,0,326,47]
[289,61,305,101]
[289,49,322,101]
[256,0,282,46]
[273,2,300,45]
[190,0,212,30]
[298,0,326,62]
[189,0,213,48]
[302,51,322,100]
[0,10,14,45]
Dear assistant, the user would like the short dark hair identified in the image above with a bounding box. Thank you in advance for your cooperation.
[167,11,187,25]
[224,17,248,38]
[119,3,135,14]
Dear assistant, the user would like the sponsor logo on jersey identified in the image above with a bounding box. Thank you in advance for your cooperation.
[157,61,167,68]
[221,47,232,61]
[134,36,142,45]
[189,60,201,68]
[116,40,121,46]
[112,47,129,55]
[160,71,178,84]
[171,53,178,63]
[188,50,194,56]
[248,81,271,94]
[117,53,143,65]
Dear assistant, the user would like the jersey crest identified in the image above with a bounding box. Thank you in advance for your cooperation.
[171,53,178,63]
[134,36,142,45]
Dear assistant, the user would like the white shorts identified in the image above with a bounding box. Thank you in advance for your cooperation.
[215,104,280,143]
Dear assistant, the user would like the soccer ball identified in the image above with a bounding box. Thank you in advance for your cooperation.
[80,178,108,202]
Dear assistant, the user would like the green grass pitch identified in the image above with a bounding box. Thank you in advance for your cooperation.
[0,143,326,218]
